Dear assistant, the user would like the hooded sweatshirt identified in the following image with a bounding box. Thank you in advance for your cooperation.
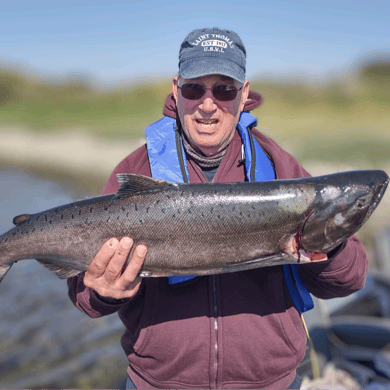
[68,91,368,389]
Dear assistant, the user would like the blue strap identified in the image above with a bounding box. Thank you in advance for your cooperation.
[145,117,189,183]
[283,263,314,313]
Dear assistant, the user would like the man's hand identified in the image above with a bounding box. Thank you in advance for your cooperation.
[84,237,147,300]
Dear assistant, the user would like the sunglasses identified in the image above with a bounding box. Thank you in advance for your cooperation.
[178,83,243,101]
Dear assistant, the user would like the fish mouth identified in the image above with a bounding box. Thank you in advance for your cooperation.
[362,176,389,225]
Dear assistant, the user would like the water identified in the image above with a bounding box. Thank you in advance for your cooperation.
[0,169,128,389]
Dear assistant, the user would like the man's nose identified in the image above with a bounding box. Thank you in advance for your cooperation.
[199,92,217,112]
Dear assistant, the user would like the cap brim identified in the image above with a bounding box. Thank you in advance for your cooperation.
[180,57,245,84]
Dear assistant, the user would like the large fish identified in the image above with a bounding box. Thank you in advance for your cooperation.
[0,170,388,282]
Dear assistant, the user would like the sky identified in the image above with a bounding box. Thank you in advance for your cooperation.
[0,0,389,85]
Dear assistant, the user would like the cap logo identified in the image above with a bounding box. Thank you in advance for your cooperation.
[191,33,234,51]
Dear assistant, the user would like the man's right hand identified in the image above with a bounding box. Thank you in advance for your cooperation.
[83,237,147,300]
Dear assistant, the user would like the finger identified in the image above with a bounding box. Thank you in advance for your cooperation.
[103,237,133,283]
[120,244,147,289]
[87,238,119,278]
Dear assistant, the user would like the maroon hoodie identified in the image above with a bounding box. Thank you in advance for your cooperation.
[68,92,368,389]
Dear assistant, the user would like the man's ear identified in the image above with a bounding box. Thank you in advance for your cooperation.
[239,80,250,112]
[172,76,179,102]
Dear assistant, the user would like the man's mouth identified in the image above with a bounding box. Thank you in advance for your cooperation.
[195,119,219,126]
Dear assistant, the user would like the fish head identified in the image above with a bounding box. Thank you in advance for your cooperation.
[301,170,389,253]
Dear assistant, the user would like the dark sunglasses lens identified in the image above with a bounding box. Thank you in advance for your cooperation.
[180,83,239,101]
[180,84,205,100]
[213,85,238,101]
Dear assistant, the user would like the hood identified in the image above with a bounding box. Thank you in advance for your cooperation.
[162,91,263,119]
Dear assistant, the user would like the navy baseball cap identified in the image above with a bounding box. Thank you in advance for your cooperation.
[178,27,246,83]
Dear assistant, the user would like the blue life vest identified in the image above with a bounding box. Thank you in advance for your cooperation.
[145,112,314,313]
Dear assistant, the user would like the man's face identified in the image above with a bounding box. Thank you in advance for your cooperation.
[172,74,250,156]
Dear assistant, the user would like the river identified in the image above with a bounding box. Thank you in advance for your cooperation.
[0,169,128,389]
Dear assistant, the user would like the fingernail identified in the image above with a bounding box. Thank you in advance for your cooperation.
[108,238,118,248]
[122,237,132,249]
[137,245,147,257]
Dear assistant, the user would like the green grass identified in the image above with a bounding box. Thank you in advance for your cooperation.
[1,61,390,166]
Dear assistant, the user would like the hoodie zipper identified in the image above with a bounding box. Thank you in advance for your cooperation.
[212,274,218,388]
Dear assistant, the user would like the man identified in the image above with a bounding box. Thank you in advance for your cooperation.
[68,28,367,389]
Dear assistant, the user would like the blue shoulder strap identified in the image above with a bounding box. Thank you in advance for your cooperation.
[145,113,314,312]
[145,116,189,183]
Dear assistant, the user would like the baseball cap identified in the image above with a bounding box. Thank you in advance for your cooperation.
[178,27,246,83]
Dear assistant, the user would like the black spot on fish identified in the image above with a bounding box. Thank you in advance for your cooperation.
[49,220,52,224]
[177,209,181,214]
[4,238,8,243]
[61,214,64,219]
[146,207,150,213]
[240,212,243,216]
[32,228,35,233]
[188,209,192,214]
[122,207,126,211]
[135,204,138,211]
[36,216,40,221]
[210,207,214,213]
[252,205,256,210]
[79,210,82,215]
[162,208,166,214]
[139,219,143,224]
[71,214,74,219]
[45,215,48,222]
[173,214,176,218]
[232,206,236,211]
[107,217,110,222]
[126,212,129,217]
[41,228,44,232]
[117,215,120,220]
[90,208,93,213]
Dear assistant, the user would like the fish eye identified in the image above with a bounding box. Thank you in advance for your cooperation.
[355,199,366,209]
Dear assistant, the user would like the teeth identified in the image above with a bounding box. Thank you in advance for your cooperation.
[196,119,218,124]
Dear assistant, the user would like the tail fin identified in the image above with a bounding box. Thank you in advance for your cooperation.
[0,264,12,283]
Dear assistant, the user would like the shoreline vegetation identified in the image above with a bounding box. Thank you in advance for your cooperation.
[1,59,389,260]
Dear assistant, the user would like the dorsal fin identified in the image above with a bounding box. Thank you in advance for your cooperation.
[13,214,30,226]
[115,174,175,197]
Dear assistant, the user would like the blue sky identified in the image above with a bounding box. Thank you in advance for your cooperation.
[0,0,389,84]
